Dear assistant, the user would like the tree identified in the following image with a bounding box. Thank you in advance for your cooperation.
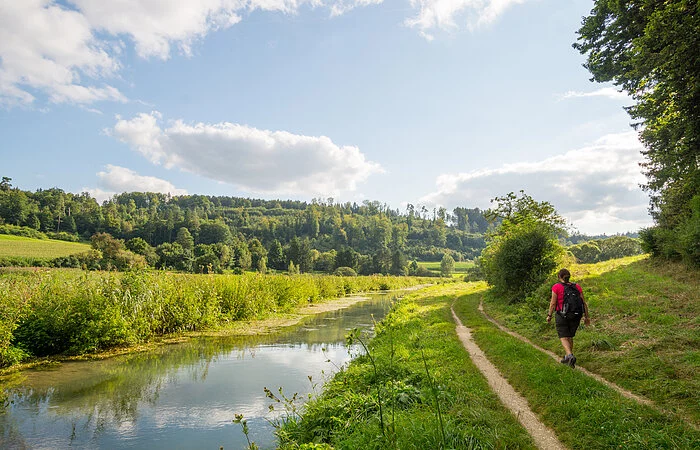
[232,240,252,270]
[248,238,268,273]
[267,239,286,270]
[440,253,455,277]
[569,242,601,264]
[198,220,232,244]
[480,192,565,302]
[0,190,30,225]
[575,1,700,264]
[0,177,11,191]
[126,237,158,266]
[175,227,194,252]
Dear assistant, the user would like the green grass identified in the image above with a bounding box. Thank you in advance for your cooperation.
[481,255,700,425]
[0,269,436,367]
[278,283,537,449]
[0,235,89,260]
[453,288,699,449]
[417,260,474,274]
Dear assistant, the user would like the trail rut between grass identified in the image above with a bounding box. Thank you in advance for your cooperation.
[450,307,566,450]
[477,299,699,431]
[476,299,656,406]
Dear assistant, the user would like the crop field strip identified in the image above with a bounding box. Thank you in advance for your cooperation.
[0,235,89,259]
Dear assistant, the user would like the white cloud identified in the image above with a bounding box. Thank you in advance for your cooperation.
[0,0,125,106]
[418,131,653,234]
[84,164,187,203]
[405,0,532,37]
[109,112,384,197]
[559,87,629,101]
[0,0,345,107]
[1,0,532,106]
[98,164,188,195]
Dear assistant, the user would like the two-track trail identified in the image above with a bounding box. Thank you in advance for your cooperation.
[450,307,566,450]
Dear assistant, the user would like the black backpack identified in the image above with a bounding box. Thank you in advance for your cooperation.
[558,282,584,319]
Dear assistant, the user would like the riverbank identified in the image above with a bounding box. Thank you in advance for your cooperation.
[278,258,699,449]
[0,283,431,376]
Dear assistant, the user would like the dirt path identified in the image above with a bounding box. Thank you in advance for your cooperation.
[476,299,700,432]
[476,300,657,407]
[450,307,566,450]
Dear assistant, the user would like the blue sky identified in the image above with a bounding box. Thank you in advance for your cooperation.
[0,0,651,235]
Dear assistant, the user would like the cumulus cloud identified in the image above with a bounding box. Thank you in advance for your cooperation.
[559,87,629,101]
[405,0,532,39]
[84,164,187,203]
[1,0,541,105]
[0,0,125,106]
[108,112,383,196]
[418,131,653,234]
[0,0,368,107]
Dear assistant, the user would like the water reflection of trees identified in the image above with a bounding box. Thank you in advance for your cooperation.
[0,295,394,447]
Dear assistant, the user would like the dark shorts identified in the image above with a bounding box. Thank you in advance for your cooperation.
[555,314,581,338]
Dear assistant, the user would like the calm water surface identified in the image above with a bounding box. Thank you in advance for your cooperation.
[0,293,397,449]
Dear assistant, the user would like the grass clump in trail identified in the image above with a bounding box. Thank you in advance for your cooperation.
[481,255,700,425]
[0,269,432,368]
[453,288,699,449]
[276,283,536,450]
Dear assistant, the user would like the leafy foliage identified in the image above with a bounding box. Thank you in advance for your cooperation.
[0,270,432,365]
[480,192,565,302]
[0,180,490,273]
[574,1,700,266]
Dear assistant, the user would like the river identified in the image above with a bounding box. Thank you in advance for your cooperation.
[0,293,397,449]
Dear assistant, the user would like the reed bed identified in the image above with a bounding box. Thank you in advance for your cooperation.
[0,269,433,366]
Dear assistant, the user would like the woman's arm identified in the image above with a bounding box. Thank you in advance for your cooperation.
[547,290,557,323]
[581,291,591,325]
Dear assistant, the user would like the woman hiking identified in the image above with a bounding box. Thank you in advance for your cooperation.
[546,268,590,368]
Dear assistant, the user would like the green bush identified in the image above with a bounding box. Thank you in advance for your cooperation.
[46,231,80,242]
[0,224,47,240]
[333,266,357,277]
[481,220,563,303]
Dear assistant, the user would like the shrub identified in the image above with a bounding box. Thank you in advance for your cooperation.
[333,266,357,277]
[481,220,564,303]
[46,231,80,242]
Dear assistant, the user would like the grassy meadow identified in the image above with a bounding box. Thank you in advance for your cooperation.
[276,283,537,449]
[0,269,435,368]
[0,235,89,260]
[417,260,474,277]
[278,257,699,449]
[480,255,700,425]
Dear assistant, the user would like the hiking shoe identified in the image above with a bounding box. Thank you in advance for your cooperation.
[560,355,570,364]
[567,355,577,369]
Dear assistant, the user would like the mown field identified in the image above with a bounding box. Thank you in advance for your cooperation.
[278,257,699,449]
[0,235,89,259]
[417,260,474,276]
[480,255,700,426]
[0,269,437,368]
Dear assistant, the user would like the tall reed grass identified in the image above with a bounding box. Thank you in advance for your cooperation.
[0,269,432,367]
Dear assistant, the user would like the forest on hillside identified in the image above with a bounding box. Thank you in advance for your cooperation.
[0,178,643,275]
[0,177,490,274]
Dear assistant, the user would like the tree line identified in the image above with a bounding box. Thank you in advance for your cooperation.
[0,178,490,275]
